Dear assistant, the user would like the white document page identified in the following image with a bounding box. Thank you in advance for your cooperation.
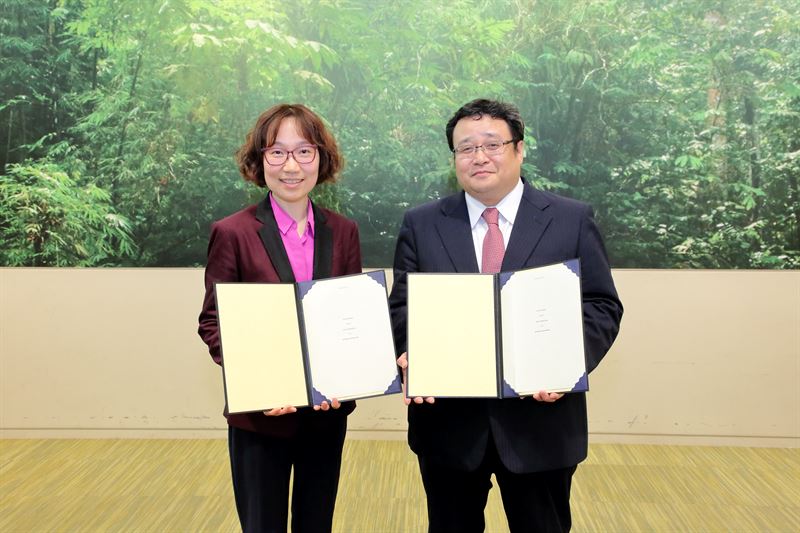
[216,283,309,413]
[300,273,398,401]
[500,262,586,395]
[407,273,498,397]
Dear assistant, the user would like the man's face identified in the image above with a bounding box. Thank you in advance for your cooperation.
[452,115,523,206]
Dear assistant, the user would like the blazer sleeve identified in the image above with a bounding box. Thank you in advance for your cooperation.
[577,205,624,373]
[388,211,417,356]
[344,220,363,275]
[197,221,239,365]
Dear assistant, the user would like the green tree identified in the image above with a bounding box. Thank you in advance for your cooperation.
[0,162,135,266]
[0,0,797,268]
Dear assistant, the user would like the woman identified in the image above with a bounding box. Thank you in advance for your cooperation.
[198,103,361,532]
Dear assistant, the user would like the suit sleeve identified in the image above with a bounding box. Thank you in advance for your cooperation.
[345,220,363,275]
[197,222,239,365]
[577,205,623,373]
[388,212,418,356]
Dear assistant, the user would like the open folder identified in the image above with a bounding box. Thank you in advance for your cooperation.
[215,271,401,414]
[406,259,586,398]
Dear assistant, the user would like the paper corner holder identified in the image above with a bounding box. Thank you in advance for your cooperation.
[564,258,581,278]
[498,270,514,289]
[384,374,402,395]
[311,387,330,405]
[570,372,589,393]
[365,269,387,288]
[296,278,316,300]
[501,380,519,398]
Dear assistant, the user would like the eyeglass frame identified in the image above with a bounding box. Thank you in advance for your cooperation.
[451,139,516,159]
[261,144,318,166]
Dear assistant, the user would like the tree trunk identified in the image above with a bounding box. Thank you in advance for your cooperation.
[570,98,590,167]
[705,10,728,185]
[743,95,761,221]
[116,47,145,162]
[92,48,99,91]
[3,109,12,172]
[789,136,800,252]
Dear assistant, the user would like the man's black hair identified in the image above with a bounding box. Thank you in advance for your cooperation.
[445,98,525,151]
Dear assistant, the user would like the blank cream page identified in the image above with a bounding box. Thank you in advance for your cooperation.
[216,283,309,412]
[407,274,497,397]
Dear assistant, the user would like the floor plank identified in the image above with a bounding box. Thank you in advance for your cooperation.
[1,440,797,532]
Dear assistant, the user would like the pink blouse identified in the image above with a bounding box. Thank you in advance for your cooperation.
[270,193,315,282]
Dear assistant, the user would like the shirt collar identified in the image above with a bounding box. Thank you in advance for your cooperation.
[465,178,524,228]
[269,193,315,237]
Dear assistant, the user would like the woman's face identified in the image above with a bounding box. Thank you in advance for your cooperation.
[262,117,319,209]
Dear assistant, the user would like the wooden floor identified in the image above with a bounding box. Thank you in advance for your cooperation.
[1,439,798,532]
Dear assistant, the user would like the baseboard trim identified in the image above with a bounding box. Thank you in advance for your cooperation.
[2,427,797,448]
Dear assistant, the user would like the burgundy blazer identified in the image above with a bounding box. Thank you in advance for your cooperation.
[198,195,362,436]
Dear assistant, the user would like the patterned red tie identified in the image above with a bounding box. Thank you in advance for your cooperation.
[481,207,505,274]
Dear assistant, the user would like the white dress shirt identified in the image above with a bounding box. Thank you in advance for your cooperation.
[464,179,524,273]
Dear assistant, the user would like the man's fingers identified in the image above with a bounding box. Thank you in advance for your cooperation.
[398,354,433,405]
[531,391,564,402]
[397,352,408,369]
[264,405,298,416]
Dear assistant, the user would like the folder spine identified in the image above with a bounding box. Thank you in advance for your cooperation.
[213,283,234,412]
[571,257,590,393]
[294,283,314,406]
[494,274,503,398]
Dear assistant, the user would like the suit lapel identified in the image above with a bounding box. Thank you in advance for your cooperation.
[255,196,295,283]
[502,182,552,271]
[435,193,480,273]
[311,202,333,280]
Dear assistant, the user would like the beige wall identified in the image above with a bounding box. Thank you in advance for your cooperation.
[1,267,798,446]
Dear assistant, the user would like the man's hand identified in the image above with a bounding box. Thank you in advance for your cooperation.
[313,399,342,411]
[531,390,564,403]
[397,352,435,406]
[263,405,298,416]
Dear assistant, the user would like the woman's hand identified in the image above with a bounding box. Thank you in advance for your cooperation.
[313,399,341,411]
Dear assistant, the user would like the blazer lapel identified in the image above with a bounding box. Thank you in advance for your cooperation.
[311,202,333,280]
[255,196,295,283]
[435,192,480,273]
[502,182,552,271]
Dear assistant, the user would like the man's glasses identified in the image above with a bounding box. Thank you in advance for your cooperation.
[261,145,317,166]
[452,140,514,159]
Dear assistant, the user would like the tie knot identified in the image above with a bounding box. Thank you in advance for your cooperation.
[482,207,499,225]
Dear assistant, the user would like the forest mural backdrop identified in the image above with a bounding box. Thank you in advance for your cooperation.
[1,0,798,268]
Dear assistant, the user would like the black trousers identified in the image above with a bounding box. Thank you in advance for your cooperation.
[418,437,577,533]
[228,417,347,533]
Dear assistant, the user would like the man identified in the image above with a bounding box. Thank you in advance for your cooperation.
[388,98,623,532]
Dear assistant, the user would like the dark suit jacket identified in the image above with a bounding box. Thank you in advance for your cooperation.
[388,180,623,473]
[198,195,362,437]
